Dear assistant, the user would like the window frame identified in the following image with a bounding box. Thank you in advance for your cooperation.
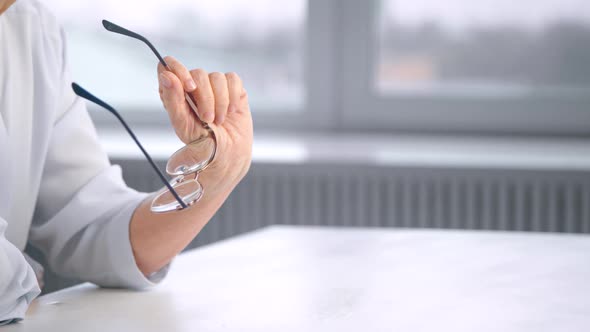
[336,0,590,135]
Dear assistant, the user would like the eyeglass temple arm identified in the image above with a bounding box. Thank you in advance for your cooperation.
[71,82,188,210]
[101,19,209,128]
[102,20,170,69]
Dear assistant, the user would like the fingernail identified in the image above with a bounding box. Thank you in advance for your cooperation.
[185,79,197,91]
[203,112,214,123]
[159,74,172,89]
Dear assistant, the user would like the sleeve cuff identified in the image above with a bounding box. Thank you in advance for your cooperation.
[0,277,39,325]
[103,193,170,290]
[0,318,22,326]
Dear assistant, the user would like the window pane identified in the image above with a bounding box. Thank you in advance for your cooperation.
[377,0,590,97]
[52,0,306,112]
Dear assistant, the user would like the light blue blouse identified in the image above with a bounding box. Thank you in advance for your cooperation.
[0,0,166,324]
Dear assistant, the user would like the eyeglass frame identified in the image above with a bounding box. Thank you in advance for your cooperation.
[71,19,218,212]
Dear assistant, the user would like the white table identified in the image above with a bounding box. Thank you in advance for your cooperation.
[6,226,590,331]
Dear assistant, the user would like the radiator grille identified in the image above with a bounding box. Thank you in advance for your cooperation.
[34,160,590,293]
[115,160,590,249]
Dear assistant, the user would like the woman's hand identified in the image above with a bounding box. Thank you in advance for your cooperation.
[157,56,253,196]
[130,57,253,275]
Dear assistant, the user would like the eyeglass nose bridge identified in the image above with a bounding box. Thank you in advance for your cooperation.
[165,128,217,177]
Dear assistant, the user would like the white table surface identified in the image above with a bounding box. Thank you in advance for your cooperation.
[5,226,590,331]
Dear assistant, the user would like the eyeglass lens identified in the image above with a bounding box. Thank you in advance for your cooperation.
[150,129,217,212]
[99,19,218,213]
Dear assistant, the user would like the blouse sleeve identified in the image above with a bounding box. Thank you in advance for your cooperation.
[0,217,40,324]
[27,26,167,290]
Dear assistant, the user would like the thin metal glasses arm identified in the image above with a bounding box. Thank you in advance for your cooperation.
[102,19,206,127]
[102,20,168,68]
[71,82,188,209]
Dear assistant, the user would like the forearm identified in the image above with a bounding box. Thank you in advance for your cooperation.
[129,173,239,275]
[131,55,253,276]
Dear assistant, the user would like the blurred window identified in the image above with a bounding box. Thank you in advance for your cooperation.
[336,0,590,134]
[50,0,590,134]
[376,0,590,97]
[51,0,306,114]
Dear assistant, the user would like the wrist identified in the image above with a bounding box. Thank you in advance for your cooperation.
[199,157,249,198]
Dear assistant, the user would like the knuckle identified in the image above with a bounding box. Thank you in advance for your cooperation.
[190,68,208,80]
[200,93,216,105]
[209,71,225,82]
[163,55,176,64]
[209,72,227,87]
[225,71,239,81]
[216,97,230,110]
[166,57,190,77]
[164,58,178,71]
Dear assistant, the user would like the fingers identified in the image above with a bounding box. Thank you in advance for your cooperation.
[157,56,194,124]
[158,55,246,125]
[209,72,229,125]
[226,72,244,114]
[158,70,188,121]
[159,56,197,92]
[189,69,216,123]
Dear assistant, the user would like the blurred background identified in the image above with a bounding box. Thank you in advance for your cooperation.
[38,0,590,291]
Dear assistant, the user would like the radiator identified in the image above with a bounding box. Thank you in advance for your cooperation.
[115,159,590,249]
[34,159,590,293]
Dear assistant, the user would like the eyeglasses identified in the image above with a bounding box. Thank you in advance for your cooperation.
[72,20,217,213]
